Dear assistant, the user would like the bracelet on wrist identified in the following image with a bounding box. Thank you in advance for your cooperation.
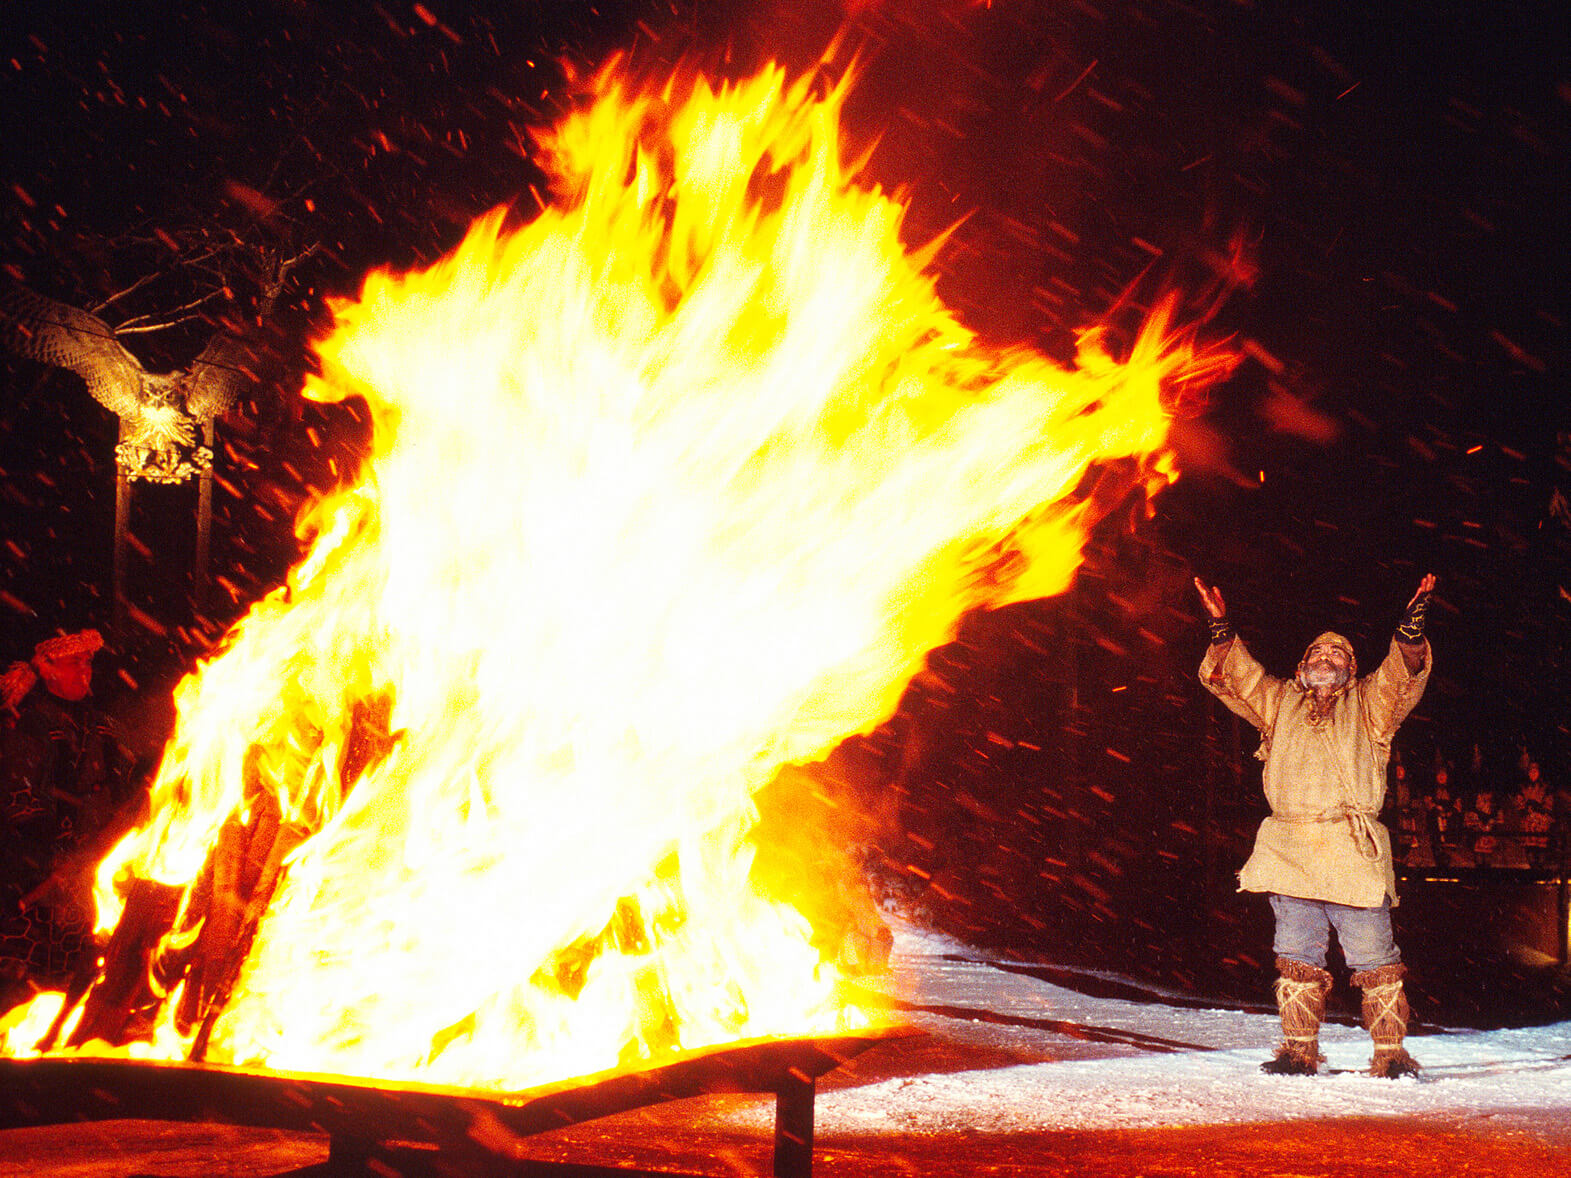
[1396,595,1429,642]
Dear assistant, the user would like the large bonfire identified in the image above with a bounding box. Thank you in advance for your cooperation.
[2,55,1234,1090]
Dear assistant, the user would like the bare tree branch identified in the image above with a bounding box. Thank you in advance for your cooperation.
[115,289,228,334]
[90,272,163,317]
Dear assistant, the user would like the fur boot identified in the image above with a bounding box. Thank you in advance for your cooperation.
[1351,962,1420,1078]
[1261,956,1332,1075]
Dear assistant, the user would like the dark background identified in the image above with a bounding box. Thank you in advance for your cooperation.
[0,1,1566,1015]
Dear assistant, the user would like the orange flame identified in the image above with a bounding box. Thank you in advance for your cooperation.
[3,56,1233,1085]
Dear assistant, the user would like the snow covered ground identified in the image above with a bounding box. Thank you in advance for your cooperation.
[730,923,1571,1139]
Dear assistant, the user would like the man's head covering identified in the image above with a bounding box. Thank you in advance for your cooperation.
[32,628,104,663]
[1297,630,1356,689]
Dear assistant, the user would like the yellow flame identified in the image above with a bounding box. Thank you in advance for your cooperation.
[0,993,64,1058]
[14,56,1232,1088]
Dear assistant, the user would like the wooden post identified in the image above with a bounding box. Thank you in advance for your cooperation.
[772,1070,814,1178]
[112,466,131,639]
[1559,874,1569,967]
[194,420,214,609]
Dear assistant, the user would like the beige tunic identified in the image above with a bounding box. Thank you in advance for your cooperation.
[1198,636,1430,907]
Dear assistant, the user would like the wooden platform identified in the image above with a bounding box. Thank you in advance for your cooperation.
[0,1029,906,1177]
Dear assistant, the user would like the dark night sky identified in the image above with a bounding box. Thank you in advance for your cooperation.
[0,1,1566,771]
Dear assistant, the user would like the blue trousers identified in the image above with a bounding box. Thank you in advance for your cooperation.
[1270,893,1401,972]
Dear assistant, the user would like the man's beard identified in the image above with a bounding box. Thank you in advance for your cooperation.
[1301,662,1350,691]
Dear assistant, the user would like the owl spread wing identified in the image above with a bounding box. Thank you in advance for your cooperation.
[0,285,146,418]
[184,330,261,420]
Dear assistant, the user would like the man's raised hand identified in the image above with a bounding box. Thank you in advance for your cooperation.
[1407,573,1437,610]
[1194,577,1227,620]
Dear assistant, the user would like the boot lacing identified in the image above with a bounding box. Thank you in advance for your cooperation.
[1361,979,1408,1049]
[1275,976,1327,1049]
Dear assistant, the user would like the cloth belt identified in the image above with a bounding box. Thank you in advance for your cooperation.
[1275,804,1382,861]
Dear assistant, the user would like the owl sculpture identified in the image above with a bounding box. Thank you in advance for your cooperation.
[0,285,256,483]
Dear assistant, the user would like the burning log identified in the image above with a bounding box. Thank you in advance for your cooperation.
[338,691,403,798]
[57,802,313,1055]
[181,790,312,1059]
[61,701,394,1055]
[61,877,182,1048]
[45,690,403,1055]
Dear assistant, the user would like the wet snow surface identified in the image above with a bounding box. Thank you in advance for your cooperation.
[737,924,1571,1137]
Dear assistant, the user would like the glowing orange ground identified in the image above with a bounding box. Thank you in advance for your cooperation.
[1,1110,1567,1177]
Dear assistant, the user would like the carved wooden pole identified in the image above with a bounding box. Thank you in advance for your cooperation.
[113,458,131,641]
[0,284,264,634]
[195,419,215,609]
